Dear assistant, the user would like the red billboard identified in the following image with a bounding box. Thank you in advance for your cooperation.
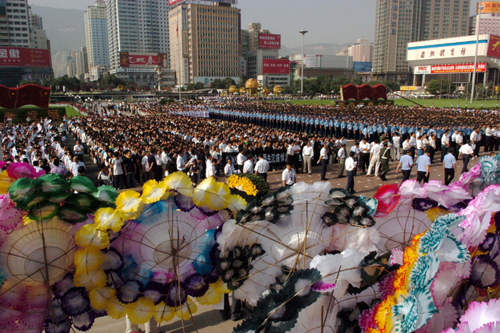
[262,59,290,74]
[258,33,281,49]
[129,54,158,67]
[487,35,500,58]
[0,47,51,68]
[168,0,184,6]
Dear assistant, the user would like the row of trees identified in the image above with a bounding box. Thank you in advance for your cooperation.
[425,79,499,98]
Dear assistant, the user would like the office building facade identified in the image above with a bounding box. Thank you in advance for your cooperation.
[169,2,240,86]
[84,0,110,80]
[348,39,373,63]
[373,0,470,83]
[107,0,170,85]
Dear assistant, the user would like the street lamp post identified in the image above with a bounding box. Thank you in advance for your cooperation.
[299,30,308,96]
[471,1,483,104]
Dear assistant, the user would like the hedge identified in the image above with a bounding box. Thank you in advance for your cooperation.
[0,106,67,124]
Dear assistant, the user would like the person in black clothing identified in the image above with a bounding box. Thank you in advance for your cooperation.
[147,148,158,181]
[189,158,200,186]
[123,149,136,188]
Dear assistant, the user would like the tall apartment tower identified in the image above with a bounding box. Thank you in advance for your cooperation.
[169,2,240,85]
[420,0,469,40]
[28,6,48,49]
[373,0,470,83]
[243,23,280,78]
[106,0,169,84]
[2,0,30,48]
[348,39,373,63]
[84,0,110,74]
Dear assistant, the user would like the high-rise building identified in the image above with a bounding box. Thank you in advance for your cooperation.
[106,0,170,85]
[243,23,280,78]
[373,0,470,83]
[84,0,109,80]
[3,0,30,48]
[348,39,373,63]
[67,54,77,78]
[28,7,48,49]
[0,0,53,86]
[74,47,88,81]
[169,2,240,86]
[469,2,500,36]
[420,0,469,40]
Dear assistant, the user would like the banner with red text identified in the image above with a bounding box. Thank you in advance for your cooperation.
[0,47,51,68]
[262,59,290,74]
[258,33,281,49]
[414,63,487,74]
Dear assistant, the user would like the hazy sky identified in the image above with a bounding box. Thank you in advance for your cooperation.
[29,0,482,48]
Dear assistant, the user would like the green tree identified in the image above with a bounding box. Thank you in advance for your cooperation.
[99,74,127,89]
[426,79,455,96]
[223,77,236,89]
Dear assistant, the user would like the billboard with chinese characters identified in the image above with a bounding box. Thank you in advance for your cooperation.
[168,0,237,6]
[407,35,492,62]
[0,47,51,68]
[120,52,162,68]
[477,1,500,13]
[262,59,290,74]
[258,33,281,49]
[487,35,500,58]
[413,63,487,74]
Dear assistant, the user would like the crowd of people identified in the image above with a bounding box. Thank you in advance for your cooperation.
[2,100,499,196]
[0,115,90,179]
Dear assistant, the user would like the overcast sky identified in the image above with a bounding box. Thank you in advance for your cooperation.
[29,0,482,48]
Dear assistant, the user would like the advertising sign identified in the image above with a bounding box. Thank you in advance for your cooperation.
[0,47,51,68]
[478,1,500,13]
[400,86,418,91]
[487,35,500,58]
[413,63,487,74]
[258,33,281,49]
[168,0,237,6]
[168,0,184,6]
[407,37,490,62]
[119,52,129,68]
[158,53,168,68]
[353,62,373,72]
[262,59,290,74]
[129,53,158,67]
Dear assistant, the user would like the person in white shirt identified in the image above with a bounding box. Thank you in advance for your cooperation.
[302,141,314,175]
[224,158,235,177]
[442,130,451,161]
[345,151,356,194]
[458,140,474,173]
[392,132,401,161]
[359,138,370,173]
[110,151,124,189]
[243,156,254,174]
[236,152,247,172]
[205,156,217,179]
[282,163,296,187]
[254,155,270,181]
[471,128,481,157]
[366,141,381,177]
[408,133,417,157]
[160,148,171,178]
[485,125,492,153]
[337,144,346,178]
[74,140,84,162]
[176,153,186,172]
[317,142,329,181]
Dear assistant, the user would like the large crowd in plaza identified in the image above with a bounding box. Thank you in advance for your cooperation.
[1,99,500,194]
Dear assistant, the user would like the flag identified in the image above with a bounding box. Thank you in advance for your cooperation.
[176,24,179,38]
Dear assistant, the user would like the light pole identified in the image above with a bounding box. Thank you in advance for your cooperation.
[471,1,483,104]
[299,30,308,96]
